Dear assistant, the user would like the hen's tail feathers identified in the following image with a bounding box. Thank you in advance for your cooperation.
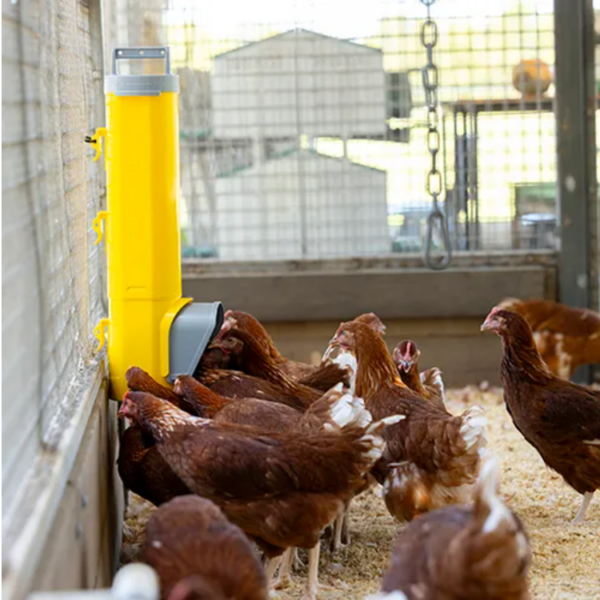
[475,457,510,533]
[460,405,488,458]
[360,415,405,463]
[420,367,445,399]
[474,457,530,561]
[497,297,521,310]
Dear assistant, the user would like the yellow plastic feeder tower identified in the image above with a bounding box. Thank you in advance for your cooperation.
[89,47,223,400]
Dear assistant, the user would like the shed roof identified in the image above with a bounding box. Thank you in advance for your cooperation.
[218,147,386,179]
[214,28,382,60]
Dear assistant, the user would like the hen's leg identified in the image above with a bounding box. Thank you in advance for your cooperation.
[293,548,303,570]
[331,515,344,552]
[340,506,351,545]
[274,547,295,589]
[265,555,283,586]
[573,491,594,524]
[301,543,320,600]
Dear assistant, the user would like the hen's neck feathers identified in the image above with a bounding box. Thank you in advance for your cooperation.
[139,399,196,443]
[237,316,283,363]
[500,325,554,385]
[187,381,228,409]
[231,328,298,392]
[355,333,404,400]
[401,364,425,396]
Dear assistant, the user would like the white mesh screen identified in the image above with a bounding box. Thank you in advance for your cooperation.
[2,0,106,518]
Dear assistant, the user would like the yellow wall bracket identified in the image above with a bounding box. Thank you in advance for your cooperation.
[92,211,108,245]
[85,127,107,162]
[94,318,110,352]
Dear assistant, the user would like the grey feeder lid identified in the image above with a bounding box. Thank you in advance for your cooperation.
[105,47,179,97]
[167,302,224,383]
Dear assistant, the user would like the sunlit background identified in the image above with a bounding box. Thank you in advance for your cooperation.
[105,0,600,257]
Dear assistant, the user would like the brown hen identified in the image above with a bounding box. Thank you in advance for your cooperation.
[117,425,190,506]
[393,340,446,410]
[498,297,600,379]
[195,367,314,412]
[482,307,600,522]
[119,390,400,599]
[126,367,199,415]
[142,495,267,600]
[174,374,374,580]
[368,458,531,600]
[216,310,349,392]
[329,321,487,522]
[174,375,361,432]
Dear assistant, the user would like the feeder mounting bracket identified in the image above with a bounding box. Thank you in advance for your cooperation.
[85,127,107,162]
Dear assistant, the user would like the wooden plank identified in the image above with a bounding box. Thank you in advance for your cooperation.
[31,390,121,594]
[264,317,503,387]
[183,266,552,322]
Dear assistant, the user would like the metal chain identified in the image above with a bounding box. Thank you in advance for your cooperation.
[421,0,452,270]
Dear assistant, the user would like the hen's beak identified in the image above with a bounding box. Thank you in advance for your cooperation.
[323,330,346,361]
[322,335,340,361]
[118,397,129,419]
[117,400,127,419]
[213,319,232,342]
[173,378,183,396]
[396,359,412,371]
[480,316,495,332]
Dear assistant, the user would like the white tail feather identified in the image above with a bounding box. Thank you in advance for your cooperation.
[460,405,487,455]
[478,457,512,534]
[361,415,405,462]
[421,367,445,398]
[367,414,405,434]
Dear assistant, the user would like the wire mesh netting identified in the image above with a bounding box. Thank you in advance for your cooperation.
[2,0,106,517]
[132,0,562,260]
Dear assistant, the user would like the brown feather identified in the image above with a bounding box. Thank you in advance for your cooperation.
[142,495,268,600]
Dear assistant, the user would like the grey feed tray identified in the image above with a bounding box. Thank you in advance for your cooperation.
[167,301,224,383]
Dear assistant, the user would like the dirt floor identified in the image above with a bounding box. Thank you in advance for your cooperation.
[121,385,600,599]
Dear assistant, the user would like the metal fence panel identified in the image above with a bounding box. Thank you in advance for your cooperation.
[2,0,105,519]
[144,0,562,260]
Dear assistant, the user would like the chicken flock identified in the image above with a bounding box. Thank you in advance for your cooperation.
[117,299,600,600]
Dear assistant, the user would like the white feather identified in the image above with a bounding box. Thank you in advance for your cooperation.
[332,351,358,393]
[584,439,600,446]
[364,592,408,600]
[478,457,512,534]
[330,391,372,429]
[361,415,405,462]
[459,405,487,455]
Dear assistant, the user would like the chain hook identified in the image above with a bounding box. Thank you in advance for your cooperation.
[419,0,452,270]
[425,197,452,270]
